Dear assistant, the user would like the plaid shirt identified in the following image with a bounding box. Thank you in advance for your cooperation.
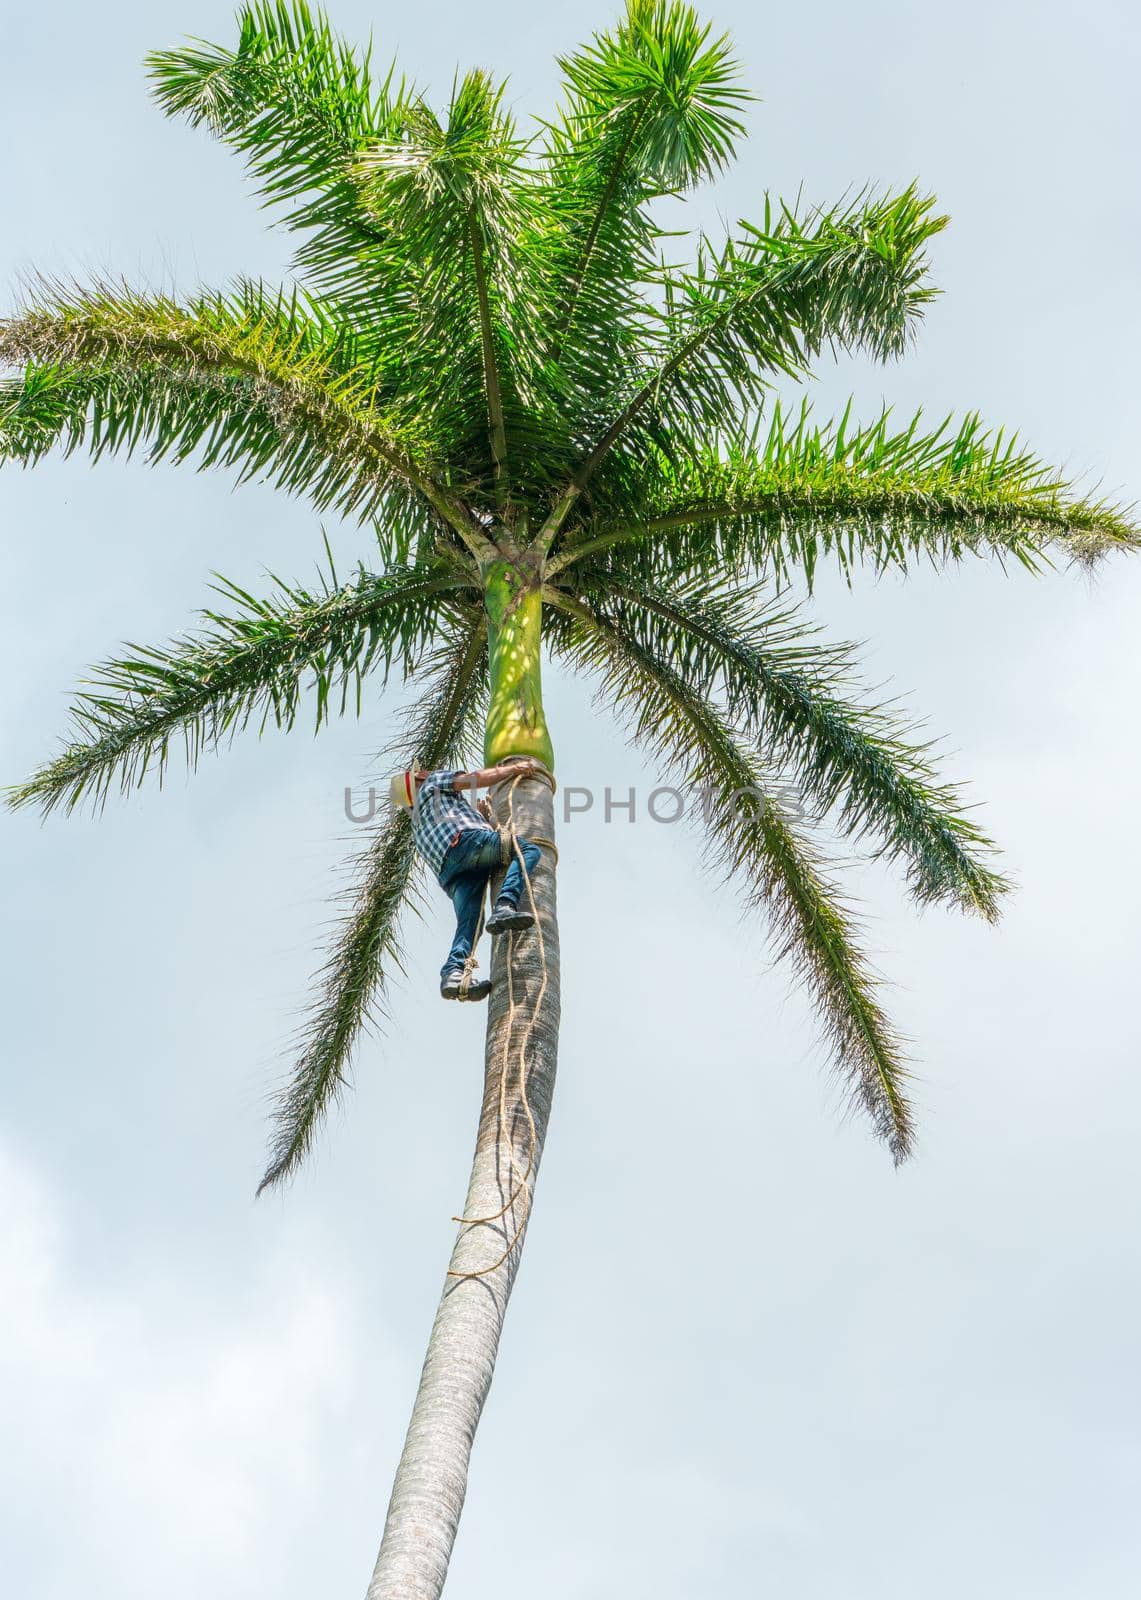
[413,770,488,880]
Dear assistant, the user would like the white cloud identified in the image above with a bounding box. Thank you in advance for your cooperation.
[0,1141,360,1599]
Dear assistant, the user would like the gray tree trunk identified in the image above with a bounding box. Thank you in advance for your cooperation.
[366,770,561,1599]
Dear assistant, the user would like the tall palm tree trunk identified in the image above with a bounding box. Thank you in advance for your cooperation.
[367,768,560,1599]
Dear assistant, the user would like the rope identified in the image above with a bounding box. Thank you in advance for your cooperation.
[450,768,542,1252]
[457,899,485,999]
[448,766,553,1279]
[456,799,556,1000]
[497,826,559,867]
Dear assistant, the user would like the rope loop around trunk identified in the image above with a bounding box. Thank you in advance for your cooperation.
[448,767,555,1276]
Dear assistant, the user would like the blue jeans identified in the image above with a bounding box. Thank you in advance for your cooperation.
[437,828,541,979]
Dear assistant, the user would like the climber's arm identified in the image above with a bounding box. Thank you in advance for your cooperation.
[417,760,542,792]
[465,760,543,790]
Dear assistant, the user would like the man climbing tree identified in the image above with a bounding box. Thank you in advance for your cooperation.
[392,758,544,1000]
[2,4,1137,1598]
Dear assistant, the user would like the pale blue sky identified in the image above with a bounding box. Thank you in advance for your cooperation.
[2,3,1140,1596]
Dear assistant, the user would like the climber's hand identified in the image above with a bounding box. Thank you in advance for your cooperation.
[456,759,543,791]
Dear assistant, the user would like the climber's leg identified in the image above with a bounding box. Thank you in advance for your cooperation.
[440,869,491,1000]
[486,837,542,935]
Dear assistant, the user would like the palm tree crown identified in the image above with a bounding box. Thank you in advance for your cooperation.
[3,0,1136,1188]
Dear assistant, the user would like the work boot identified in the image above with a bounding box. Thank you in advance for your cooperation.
[485,899,534,935]
[440,968,491,1001]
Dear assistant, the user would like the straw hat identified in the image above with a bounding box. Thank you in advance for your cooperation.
[389,770,417,809]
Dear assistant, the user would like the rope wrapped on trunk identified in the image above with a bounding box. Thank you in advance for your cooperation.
[497,824,558,866]
[449,765,555,1277]
[455,765,557,999]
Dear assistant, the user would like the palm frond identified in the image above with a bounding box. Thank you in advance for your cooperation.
[148,1,409,321]
[0,284,493,558]
[546,590,914,1160]
[257,618,488,1192]
[541,185,946,538]
[352,70,551,501]
[7,562,473,815]
[558,570,1007,918]
[550,401,1141,580]
[541,0,750,384]
[152,5,551,490]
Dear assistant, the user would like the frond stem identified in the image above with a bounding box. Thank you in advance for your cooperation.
[2,307,501,565]
[549,100,649,365]
[468,209,509,504]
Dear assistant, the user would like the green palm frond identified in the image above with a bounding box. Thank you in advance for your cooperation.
[557,570,1007,918]
[0,284,492,557]
[546,592,913,1160]
[150,12,555,491]
[541,186,947,536]
[352,69,552,499]
[542,0,750,385]
[147,1,410,322]
[551,401,1140,580]
[7,561,474,816]
[556,0,748,191]
[258,618,488,1192]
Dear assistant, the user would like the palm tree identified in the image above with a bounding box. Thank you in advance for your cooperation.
[1,2,1136,1594]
